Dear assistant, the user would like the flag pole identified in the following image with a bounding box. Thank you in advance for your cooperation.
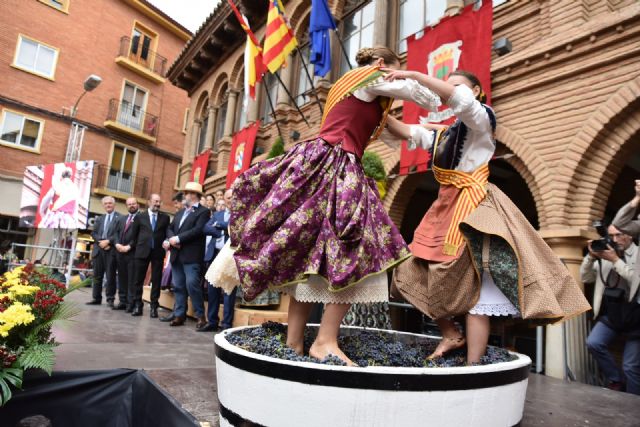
[295,48,323,116]
[273,71,311,128]
[263,77,284,139]
[334,30,352,70]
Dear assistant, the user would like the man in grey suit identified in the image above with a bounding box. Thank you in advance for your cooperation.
[87,196,120,307]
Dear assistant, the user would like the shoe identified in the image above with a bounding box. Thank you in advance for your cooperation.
[195,316,207,330]
[131,305,143,316]
[170,317,186,327]
[125,304,134,313]
[427,336,467,360]
[85,300,101,305]
[159,314,175,322]
[112,303,127,310]
[106,301,115,308]
[150,306,158,318]
[196,323,218,332]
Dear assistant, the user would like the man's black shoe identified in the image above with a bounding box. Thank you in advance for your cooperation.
[125,304,134,313]
[150,306,158,318]
[106,301,115,308]
[131,305,143,316]
[159,314,175,322]
[112,303,127,310]
[196,323,218,332]
[85,300,101,305]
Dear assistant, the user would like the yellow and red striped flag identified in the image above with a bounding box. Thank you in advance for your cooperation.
[228,0,266,99]
[263,0,298,74]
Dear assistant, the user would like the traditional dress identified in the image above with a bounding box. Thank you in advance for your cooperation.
[393,84,591,322]
[230,66,441,303]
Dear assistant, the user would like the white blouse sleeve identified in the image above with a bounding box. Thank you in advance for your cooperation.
[447,84,492,133]
[353,78,442,111]
[406,125,436,151]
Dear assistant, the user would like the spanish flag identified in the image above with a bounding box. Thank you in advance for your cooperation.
[228,1,265,99]
[263,0,298,74]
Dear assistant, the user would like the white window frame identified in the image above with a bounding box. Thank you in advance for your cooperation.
[13,34,59,80]
[38,0,70,13]
[340,1,377,74]
[0,109,44,153]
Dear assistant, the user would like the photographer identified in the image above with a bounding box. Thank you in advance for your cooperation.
[582,223,639,394]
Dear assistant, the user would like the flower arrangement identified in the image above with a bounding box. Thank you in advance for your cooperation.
[0,264,81,405]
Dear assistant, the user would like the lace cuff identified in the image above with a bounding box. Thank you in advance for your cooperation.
[405,78,442,111]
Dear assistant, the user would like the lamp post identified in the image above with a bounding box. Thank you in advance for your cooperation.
[62,74,102,282]
[65,74,102,162]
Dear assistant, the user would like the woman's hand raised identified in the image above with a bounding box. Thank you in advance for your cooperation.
[381,69,418,82]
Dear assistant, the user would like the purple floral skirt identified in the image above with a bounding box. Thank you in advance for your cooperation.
[230,138,410,302]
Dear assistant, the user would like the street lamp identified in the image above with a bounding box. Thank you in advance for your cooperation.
[65,74,102,162]
[70,74,102,118]
[62,74,102,281]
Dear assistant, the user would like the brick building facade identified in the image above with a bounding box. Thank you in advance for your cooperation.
[168,0,640,381]
[0,0,191,253]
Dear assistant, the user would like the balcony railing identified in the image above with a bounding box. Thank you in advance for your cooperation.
[106,99,159,138]
[118,36,167,77]
[93,165,149,199]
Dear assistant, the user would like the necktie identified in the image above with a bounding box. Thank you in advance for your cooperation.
[150,213,157,249]
[125,214,134,231]
[178,207,192,228]
[103,213,111,238]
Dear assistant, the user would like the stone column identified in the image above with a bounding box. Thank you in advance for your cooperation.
[373,0,390,46]
[540,228,593,382]
[205,107,217,150]
[445,0,465,15]
[276,64,293,107]
[191,121,201,155]
[248,94,259,123]
[223,91,238,137]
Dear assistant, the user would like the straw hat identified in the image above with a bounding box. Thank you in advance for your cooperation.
[183,182,203,195]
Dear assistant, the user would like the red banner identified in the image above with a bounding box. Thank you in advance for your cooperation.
[400,2,493,175]
[190,149,211,184]
[226,121,260,188]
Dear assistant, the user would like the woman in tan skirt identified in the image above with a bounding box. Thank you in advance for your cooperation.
[384,69,591,363]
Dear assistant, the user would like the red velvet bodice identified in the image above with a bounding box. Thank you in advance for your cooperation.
[318,95,383,158]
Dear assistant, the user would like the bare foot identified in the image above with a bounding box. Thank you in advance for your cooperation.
[309,341,354,366]
[286,340,304,356]
[427,335,466,360]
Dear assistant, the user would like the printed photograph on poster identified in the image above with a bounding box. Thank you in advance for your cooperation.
[19,161,94,229]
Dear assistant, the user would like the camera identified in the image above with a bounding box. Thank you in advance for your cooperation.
[591,220,615,252]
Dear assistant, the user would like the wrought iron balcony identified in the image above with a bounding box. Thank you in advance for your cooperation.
[105,99,159,142]
[93,164,149,199]
[117,36,167,78]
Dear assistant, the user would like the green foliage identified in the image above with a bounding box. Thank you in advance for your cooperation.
[267,136,285,159]
[362,151,386,181]
[0,367,23,406]
[17,343,57,374]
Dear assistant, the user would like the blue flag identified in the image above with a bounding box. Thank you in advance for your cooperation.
[309,0,336,77]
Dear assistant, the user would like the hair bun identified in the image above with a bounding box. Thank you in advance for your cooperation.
[355,47,375,66]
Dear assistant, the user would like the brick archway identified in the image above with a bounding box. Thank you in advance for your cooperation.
[210,72,229,106]
[494,125,550,227]
[229,53,245,91]
[560,76,640,227]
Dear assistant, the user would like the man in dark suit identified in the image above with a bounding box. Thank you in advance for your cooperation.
[112,197,139,311]
[160,182,209,327]
[199,190,236,332]
[129,193,170,317]
[87,196,120,307]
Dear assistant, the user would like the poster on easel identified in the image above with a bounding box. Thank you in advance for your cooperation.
[19,160,94,229]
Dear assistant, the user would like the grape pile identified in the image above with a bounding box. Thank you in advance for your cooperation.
[224,322,517,368]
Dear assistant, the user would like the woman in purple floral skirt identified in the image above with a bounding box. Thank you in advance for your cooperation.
[230,46,440,364]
